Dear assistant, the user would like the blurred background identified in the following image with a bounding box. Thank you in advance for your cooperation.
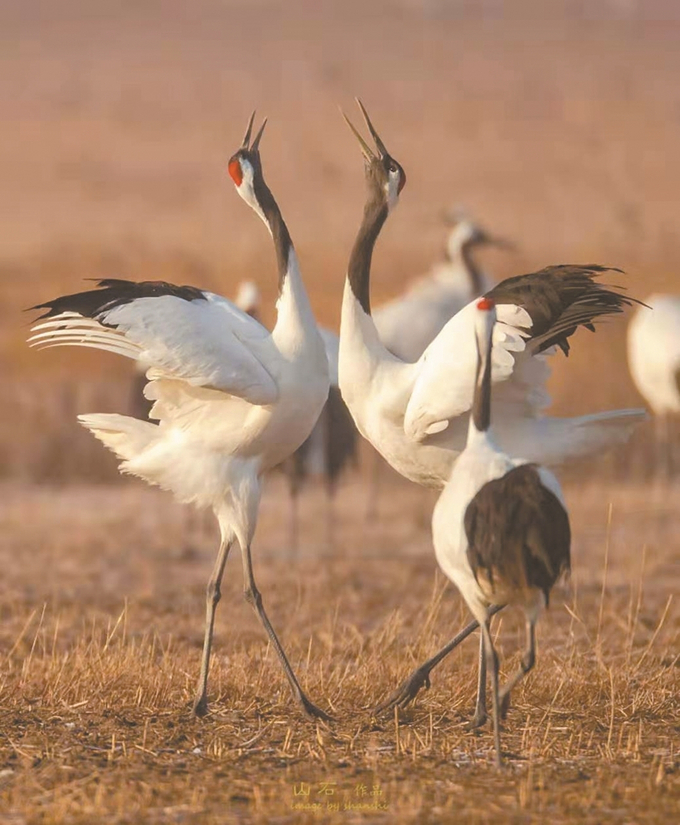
[1,0,679,482]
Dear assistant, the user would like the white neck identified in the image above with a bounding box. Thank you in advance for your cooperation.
[272,247,319,352]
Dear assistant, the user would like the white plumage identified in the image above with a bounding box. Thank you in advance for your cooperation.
[339,101,644,493]
[339,100,643,713]
[432,297,570,766]
[627,294,680,415]
[372,217,500,362]
[28,115,331,720]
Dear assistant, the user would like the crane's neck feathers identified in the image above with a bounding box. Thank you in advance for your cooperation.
[235,157,293,294]
[347,189,389,316]
[470,309,495,435]
[460,241,484,295]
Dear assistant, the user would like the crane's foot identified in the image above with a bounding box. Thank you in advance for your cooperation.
[372,668,431,715]
[298,694,334,722]
[192,694,209,718]
[467,707,488,730]
[499,692,512,720]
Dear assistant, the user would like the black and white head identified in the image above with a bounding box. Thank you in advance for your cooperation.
[228,112,270,224]
[342,98,406,214]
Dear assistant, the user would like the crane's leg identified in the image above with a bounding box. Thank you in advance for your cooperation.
[372,604,505,715]
[289,485,300,558]
[656,414,673,481]
[193,537,233,717]
[241,542,331,721]
[481,618,503,768]
[325,487,336,552]
[469,631,488,729]
[365,449,383,522]
[498,618,536,719]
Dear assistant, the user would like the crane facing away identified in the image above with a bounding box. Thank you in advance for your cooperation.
[28,114,331,720]
[337,99,643,716]
[432,297,571,766]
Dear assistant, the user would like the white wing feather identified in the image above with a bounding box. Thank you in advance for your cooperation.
[29,292,279,406]
[403,299,533,441]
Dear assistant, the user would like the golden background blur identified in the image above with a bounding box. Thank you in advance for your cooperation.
[2,1,680,444]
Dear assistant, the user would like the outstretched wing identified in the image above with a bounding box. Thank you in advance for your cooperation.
[404,265,640,441]
[28,278,279,406]
[404,299,531,440]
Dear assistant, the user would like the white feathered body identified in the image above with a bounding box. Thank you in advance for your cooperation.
[432,429,565,620]
[31,269,329,547]
[339,282,642,490]
[628,294,680,415]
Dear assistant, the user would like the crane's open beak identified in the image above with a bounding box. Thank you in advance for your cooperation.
[341,98,390,161]
[240,111,268,151]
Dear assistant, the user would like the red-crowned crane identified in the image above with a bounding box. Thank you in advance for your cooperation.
[28,114,331,720]
[432,296,570,766]
[337,99,642,716]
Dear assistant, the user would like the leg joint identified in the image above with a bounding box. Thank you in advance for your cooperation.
[244,585,262,609]
[521,648,535,673]
[206,579,221,606]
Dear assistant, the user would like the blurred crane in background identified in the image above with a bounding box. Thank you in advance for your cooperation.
[627,294,680,476]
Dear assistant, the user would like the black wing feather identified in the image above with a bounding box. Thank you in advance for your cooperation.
[486,264,643,355]
[464,464,571,604]
[30,279,206,321]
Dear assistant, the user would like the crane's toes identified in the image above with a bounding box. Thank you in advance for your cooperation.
[467,708,488,730]
[192,695,210,718]
[372,669,431,715]
[300,696,334,723]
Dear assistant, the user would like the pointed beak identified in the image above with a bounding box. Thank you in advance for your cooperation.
[251,117,267,151]
[241,111,256,149]
[240,111,267,152]
[355,98,389,158]
[341,98,390,161]
[341,108,375,162]
[484,235,516,251]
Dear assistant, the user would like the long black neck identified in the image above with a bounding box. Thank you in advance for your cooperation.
[253,175,292,292]
[471,327,493,432]
[461,241,484,295]
[348,191,389,315]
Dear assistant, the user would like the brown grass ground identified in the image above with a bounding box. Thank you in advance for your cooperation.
[0,473,677,823]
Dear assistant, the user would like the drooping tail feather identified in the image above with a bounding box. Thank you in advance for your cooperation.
[78,413,158,464]
[564,408,647,461]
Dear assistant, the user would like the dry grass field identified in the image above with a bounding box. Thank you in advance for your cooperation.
[0,477,677,823]
[1,0,679,822]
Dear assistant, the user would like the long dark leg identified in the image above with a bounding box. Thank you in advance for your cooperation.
[240,542,331,721]
[365,449,383,521]
[289,485,300,557]
[499,618,536,719]
[469,631,487,728]
[193,538,233,717]
[655,414,671,481]
[481,618,503,768]
[373,604,505,715]
[325,489,336,552]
